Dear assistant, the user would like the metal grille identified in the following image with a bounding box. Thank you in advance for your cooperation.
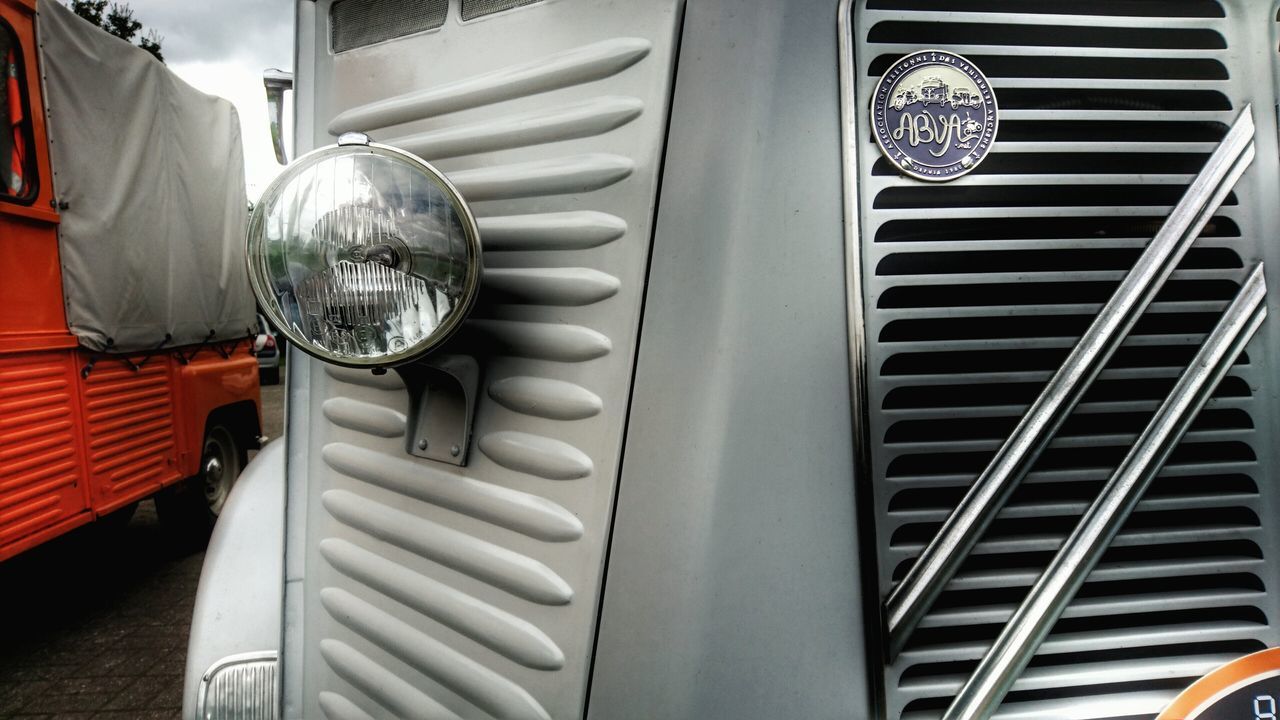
[330,0,449,54]
[850,1,1280,718]
[0,354,85,558]
[460,0,542,21]
[199,654,279,720]
[80,358,177,507]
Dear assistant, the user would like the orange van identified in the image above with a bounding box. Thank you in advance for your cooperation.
[0,0,261,560]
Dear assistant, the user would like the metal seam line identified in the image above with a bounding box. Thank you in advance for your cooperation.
[942,262,1269,720]
[883,104,1257,659]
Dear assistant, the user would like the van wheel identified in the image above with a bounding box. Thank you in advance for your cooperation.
[200,426,242,518]
[158,423,244,543]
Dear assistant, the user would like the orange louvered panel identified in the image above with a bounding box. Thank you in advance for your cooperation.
[0,352,87,550]
[79,357,182,512]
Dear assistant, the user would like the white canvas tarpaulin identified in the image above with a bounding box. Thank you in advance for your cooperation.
[37,0,255,352]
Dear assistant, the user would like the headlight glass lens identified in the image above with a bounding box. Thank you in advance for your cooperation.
[247,142,480,367]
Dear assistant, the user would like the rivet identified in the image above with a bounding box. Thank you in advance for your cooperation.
[450,445,460,457]
[417,439,428,450]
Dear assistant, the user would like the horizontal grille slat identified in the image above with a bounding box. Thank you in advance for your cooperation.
[882,346,1248,376]
[874,215,1240,243]
[878,305,1238,326]
[905,650,1249,694]
[852,2,1278,718]
[871,204,1235,220]
[993,87,1230,109]
[868,47,1232,66]
[884,427,1254,457]
[944,553,1266,592]
[879,312,1236,342]
[900,619,1267,665]
[876,273,1243,299]
[865,0,1226,19]
[867,22,1225,49]
[996,121,1228,142]
[886,410,1253,444]
[876,248,1241,274]
[874,153,1213,176]
[881,461,1260,490]
[868,54,1229,80]
[998,109,1231,122]
[873,185,1236,209]
[883,375,1252,409]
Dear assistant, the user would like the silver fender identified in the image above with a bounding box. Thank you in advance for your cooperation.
[182,440,285,719]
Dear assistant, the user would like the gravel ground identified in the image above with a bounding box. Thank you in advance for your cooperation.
[0,375,285,719]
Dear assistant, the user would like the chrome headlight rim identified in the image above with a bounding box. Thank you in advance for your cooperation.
[246,140,482,369]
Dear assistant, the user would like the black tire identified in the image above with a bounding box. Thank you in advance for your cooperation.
[260,366,280,385]
[157,423,244,545]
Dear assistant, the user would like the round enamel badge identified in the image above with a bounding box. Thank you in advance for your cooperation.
[871,50,998,181]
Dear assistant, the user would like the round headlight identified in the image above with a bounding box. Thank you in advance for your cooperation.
[247,137,481,367]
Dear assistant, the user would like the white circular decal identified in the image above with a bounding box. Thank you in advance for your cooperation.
[871,49,999,182]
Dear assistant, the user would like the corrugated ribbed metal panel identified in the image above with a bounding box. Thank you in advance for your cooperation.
[288,2,681,717]
[80,359,177,509]
[0,353,86,552]
[849,1,1280,718]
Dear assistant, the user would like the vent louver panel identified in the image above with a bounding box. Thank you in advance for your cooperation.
[461,0,543,21]
[291,3,681,717]
[330,0,449,53]
[0,354,86,557]
[851,2,1280,719]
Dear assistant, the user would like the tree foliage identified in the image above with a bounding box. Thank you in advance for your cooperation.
[69,1,164,63]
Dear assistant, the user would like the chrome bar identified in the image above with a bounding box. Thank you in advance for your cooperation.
[941,262,1268,720]
[263,68,294,165]
[884,105,1257,659]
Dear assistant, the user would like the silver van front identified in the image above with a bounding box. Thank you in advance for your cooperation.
[186,1,1280,719]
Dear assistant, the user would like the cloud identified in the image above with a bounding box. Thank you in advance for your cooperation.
[119,0,292,69]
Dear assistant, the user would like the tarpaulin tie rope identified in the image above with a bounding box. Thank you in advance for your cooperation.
[125,333,173,372]
[177,330,218,365]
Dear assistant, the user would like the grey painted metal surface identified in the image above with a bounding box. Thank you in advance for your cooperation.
[199,2,1280,719]
[848,2,1280,718]
[183,441,286,720]
[588,0,873,717]
[281,4,317,715]
[283,1,681,717]
[945,263,1268,720]
[884,105,1257,660]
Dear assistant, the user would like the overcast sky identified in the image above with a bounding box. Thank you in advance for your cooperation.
[123,0,295,201]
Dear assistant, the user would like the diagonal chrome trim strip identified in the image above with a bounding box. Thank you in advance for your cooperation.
[942,262,1269,720]
[884,105,1257,659]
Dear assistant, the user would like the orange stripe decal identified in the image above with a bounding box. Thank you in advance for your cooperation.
[1158,647,1280,720]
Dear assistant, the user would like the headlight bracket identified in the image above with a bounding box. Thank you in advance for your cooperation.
[394,354,480,466]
